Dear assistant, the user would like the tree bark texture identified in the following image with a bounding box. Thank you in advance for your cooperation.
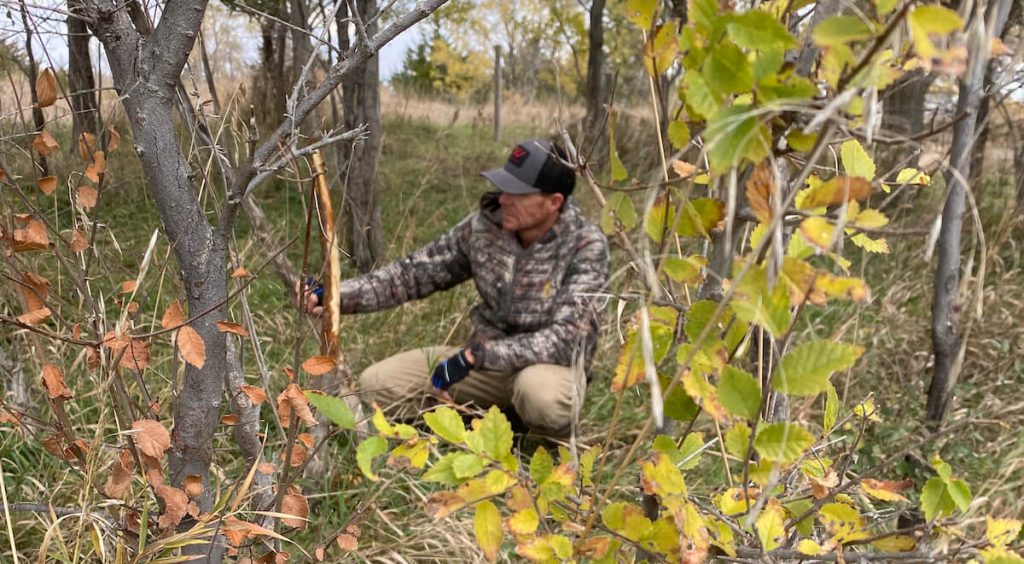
[927,0,1012,424]
[18,0,49,176]
[68,2,99,146]
[583,0,607,158]
[337,0,384,273]
[878,70,935,172]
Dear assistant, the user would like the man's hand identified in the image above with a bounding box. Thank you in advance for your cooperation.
[295,278,325,316]
[431,350,474,390]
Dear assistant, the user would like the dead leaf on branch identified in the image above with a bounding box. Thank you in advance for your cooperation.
[301,355,336,376]
[13,218,49,252]
[281,485,308,529]
[153,481,189,529]
[131,419,170,459]
[84,151,106,183]
[336,534,358,551]
[0,411,23,427]
[17,307,51,325]
[184,475,203,498]
[161,300,185,330]
[18,271,50,312]
[276,383,317,428]
[70,229,89,252]
[746,161,776,223]
[42,363,73,399]
[36,68,58,108]
[105,126,120,152]
[221,414,239,425]
[37,176,57,195]
[77,186,98,209]
[177,326,207,368]
[231,266,249,278]
[216,320,249,336]
[104,449,134,498]
[119,338,151,371]
[32,130,59,156]
[240,384,267,405]
[78,133,96,162]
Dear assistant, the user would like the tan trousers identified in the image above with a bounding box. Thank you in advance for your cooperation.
[359,346,584,437]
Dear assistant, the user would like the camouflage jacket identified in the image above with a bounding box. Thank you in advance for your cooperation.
[340,192,610,372]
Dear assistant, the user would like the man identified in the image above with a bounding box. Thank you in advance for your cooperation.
[303,139,609,437]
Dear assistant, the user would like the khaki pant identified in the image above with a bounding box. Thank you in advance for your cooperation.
[359,346,584,437]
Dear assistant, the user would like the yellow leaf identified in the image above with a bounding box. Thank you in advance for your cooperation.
[507,507,539,536]
[798,176,872,209]
[756,499,786,552]
[851,232,890,253]
[474,500,503,563]
[716,487,759,516]
[852,208,889,229]
[986,516,1023,549]
[861,478,912,502]
[895,167,930,186]
[872,535,918,552]
[797,539,826,555]
[799,217,836,250]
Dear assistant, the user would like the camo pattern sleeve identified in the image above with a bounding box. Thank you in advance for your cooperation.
[339,216,473,313]
[470,228,609,372]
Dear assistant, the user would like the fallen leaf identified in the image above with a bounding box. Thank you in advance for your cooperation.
[104,449,134,498]
[36,68,58,108]
[216,320,249,336]
[77,186,98,208]
[336,534,358,551]
[18,307,51,325]
[119,338,151,371]
[184,475,203,498]
[37,176,57,195]
[78,132,96,162]
[240,384,267,405]
[302,355,336,376]
[33,130,60,156]
[131,419,171,459]
[161,300,185,330]
[70,229,89,252]
[281,486,308,529]
[42,364,73,399]
[177,326,206,368]
[277,383,317,427]
[13,219,49,252]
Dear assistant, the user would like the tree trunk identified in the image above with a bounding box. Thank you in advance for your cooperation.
[927,0,1012,424]
[337,0,384,273]
[198,32,221,115]
[878,70,935,172]
[68,2,99,148]
[18,0,49,177]
[583,0,607,158]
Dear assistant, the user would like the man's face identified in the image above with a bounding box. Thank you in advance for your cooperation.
[498,191,562,234]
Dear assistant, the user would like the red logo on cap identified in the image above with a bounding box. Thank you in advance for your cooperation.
[508,145,529,167]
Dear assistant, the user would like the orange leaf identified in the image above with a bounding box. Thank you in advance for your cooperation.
[101,330,130,350]
[104,449,135,498]
[87,346,101,370]
[302,355,336,376]
[671,159,697,179]
[222,516,281,547]
[177,326,206,368]
[37,176,57,195]
[77,186,98,208]
[33,130,59,156]
[161,300,185,329]
[231,266,249,278]
[105,126,120,152]
[78,132,96,162]
[70,229,89,252]
[17,307,51,325]
[746,161,775,223]
[240,384,267,405]
[297,433,314,449]
[336,533,358,551]
[809,469,839,500]
[0,411,23,427]
[282,442,308,467]
[18,271,50,312]
[85,151,106,183]
[216,320,249,336]
[36,68,58,108]
[153,482,188,529]
[13,219,49,252]
[315,546,326,561]
[184,475,203,498]
[42,363,73,399]
[221,414,239,425]
[119,338,151,371]
[277,383,317,428]
[131,419,171,459]
[257,462,276,474]
[281,486,309,529]
[798,176,872,209]
[283,367,296,381]
[121,280,137,294]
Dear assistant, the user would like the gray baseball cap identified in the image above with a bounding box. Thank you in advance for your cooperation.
[482,139,575,196]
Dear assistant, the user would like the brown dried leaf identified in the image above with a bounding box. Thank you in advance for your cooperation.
[301,355,336,376]
[799,176,872,209]
[671,160,697,179]
[17,307,51,325]
[809,469,839,500]
[281,486,308,529]
[276,383,317,428]
[42,363,73,399]
[177,326,207,369]
[102,330,130,350]
[296,433,314,449]
[283,367,296,381]
[221,414,239,425]
[85,151,106,183]
[223,516,281,547]
[19,271,50,312]
[33,130,60,156]
[13,219,49,252]
[0,411,22,426]
[77,186,98,208]
[216,320,249,336]
[131,419,171,459]
[257,463,276,474]
[105,449,135,498]
[36,68,58,108]
[87,346,101,370]
[42,435,65,458]
[119,338,151,371]
[121,280,137,294]
[746,161,775,223]
[281,442,308,467]
[315,546,326,561]
[105,126,120,152]
[37,176,57,195]
[240,384,267,405]
[184,475,203,498]
[154,482,188,528]
[78,132,96,162]
[336,534,358,551]
[70,229,89,252]
[161,300,185,330]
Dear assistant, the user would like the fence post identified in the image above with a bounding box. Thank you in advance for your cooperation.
[493,45,502,143]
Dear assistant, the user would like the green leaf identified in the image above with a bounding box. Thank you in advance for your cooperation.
[703,43,753,95]
[581,447,599,487]
[874,0,897,16]
[785,499,815,536]
[718,366,762,420]
[662,255,706,285]
[753,48,785,82]
[920,476,955,522]
[641,452,687,496]
[423,452,461,485]
[423,406,466,444]
[774,339,864,396]
[754,422,814,463]
[466,406,514,461]
[812,15,874,47]
[688,0,719,36]
[644,23,680,77]
[840,139,875,180]
[705,105,770,174]
[356,436,388,481]
[757,75,817,103]
[609,111,628,182]
[787,130,818,152]
[725,421,751,459]
[664,384,700,421]
[646,194,675,243]
[304,392,355,429]
[677,432,704,471]
[729,268,792,338]
[626,0,658,29]
[677,197,725,238]
[947,479,972,511]
[824,383,840,434]
[549,535,574,559]
[474,500,503,562]
[668,120,691,149]
[530,446,554,484]
[726,10,796,51]
[685,300,717,343]
[452,453,485,479]
[600,192,637,235]
[683,72,721,120]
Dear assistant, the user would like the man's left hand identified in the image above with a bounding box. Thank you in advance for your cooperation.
[431,349,475,390]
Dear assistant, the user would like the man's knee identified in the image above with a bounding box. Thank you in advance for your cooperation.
[512,365,579,436]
